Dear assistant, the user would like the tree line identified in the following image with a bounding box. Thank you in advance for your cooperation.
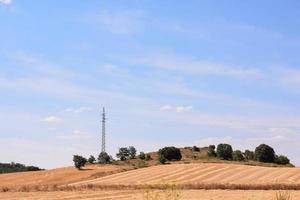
[72,143,291,169]
[0,162,43,174]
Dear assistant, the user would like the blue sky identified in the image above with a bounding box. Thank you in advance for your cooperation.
[1,0,300,168]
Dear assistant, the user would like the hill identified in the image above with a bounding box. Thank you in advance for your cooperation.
[73,163,300,187]
[1,163,300,200]
[0,164,126,188]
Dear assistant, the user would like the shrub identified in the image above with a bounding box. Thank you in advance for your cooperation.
[116,147,130,161]
[216,144,233,160]
[139,152,146,160]
[232,150,245,161]
[134,160,147,169]
[275,155,290,165]
[73,155,87,170]
[128,146,137,159]
[192,146,200,152]
[98,152,111,164]
[255,144,275,163]
[88,155,96,164]
[208,145,217,157]
[145,154,152,161]
[244,150,255,160]
[158,155,167,164]
[158,146,182,161]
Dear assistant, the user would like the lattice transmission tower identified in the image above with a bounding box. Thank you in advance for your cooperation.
[101,107,106,153]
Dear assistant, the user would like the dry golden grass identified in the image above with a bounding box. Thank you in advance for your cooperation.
[72,163,300,187]
[0,164,125,188]
[1,162,300,199]
[0,190,300,200]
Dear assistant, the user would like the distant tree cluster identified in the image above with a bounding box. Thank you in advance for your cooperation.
[0,162,43,174]
[116,146,137,161]
[205,143,291,165]
[158,146,182,164]
[72,142,291,170]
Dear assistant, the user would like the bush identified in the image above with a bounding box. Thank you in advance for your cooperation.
[128,146,137,159]
[216,144,233,160]
[88,155,96,164]
[255,144,275,163]
[134,160,147,169]
[98,152,111,164]
[116,147,130,161]
[208,145,217,157]
[139,152,146,160]
[158,146,182,161]
[158,155,167,164]
[145,154,152,161]
[232,150,245,161]
[192,146,200,152]
[275,155,290,165]
[244,150,255,160]
[73,155,87,170]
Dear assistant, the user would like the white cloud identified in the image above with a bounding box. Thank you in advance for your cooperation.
[42,116,63,124]
[160,105,193,113]
[0,0,12,5]
[175,106,193,113]
[65,106,92,113]
[58,130,92,140]
[160,105,173,111]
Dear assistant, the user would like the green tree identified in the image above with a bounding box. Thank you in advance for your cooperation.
[73,155,87,170]
[88,155,96,164]
[116,147,130,161]
[275,155,290,165]
[158,146,182,161]
[98,152,111,164]
[244,150,255,160]
[158,154,167,164]
[216,144,233,160]
[139,152,146,160]
[254,144,275,163]
[232,150,245,161]
[207,145,217,157]
[128,146,137,159]
[192,146,200,152]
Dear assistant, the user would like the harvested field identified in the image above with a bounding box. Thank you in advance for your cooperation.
[73,163,300,187]
[0,164,124,188]
[1,190,300,200]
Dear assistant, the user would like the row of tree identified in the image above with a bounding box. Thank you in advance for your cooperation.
[0,162,43,174]
[207,143,290,165]
[73,146,153,169]
[73,143,291,169]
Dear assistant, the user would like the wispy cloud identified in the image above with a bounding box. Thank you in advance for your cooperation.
[128,53,262,79]
[160,105,193,113]
[65,107,92,113]
[58,130,92,140]
[87,10,144,34]
[0,0,12,5]
[42,116,63,124]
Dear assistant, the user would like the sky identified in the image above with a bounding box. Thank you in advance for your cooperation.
[1,0,300,169]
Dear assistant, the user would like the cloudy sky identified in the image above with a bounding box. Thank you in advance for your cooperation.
[1,0,300,168]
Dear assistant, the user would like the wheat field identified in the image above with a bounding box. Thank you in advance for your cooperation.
[73,163,300,186]
[1,163,300,199]
[1,190,300,200]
